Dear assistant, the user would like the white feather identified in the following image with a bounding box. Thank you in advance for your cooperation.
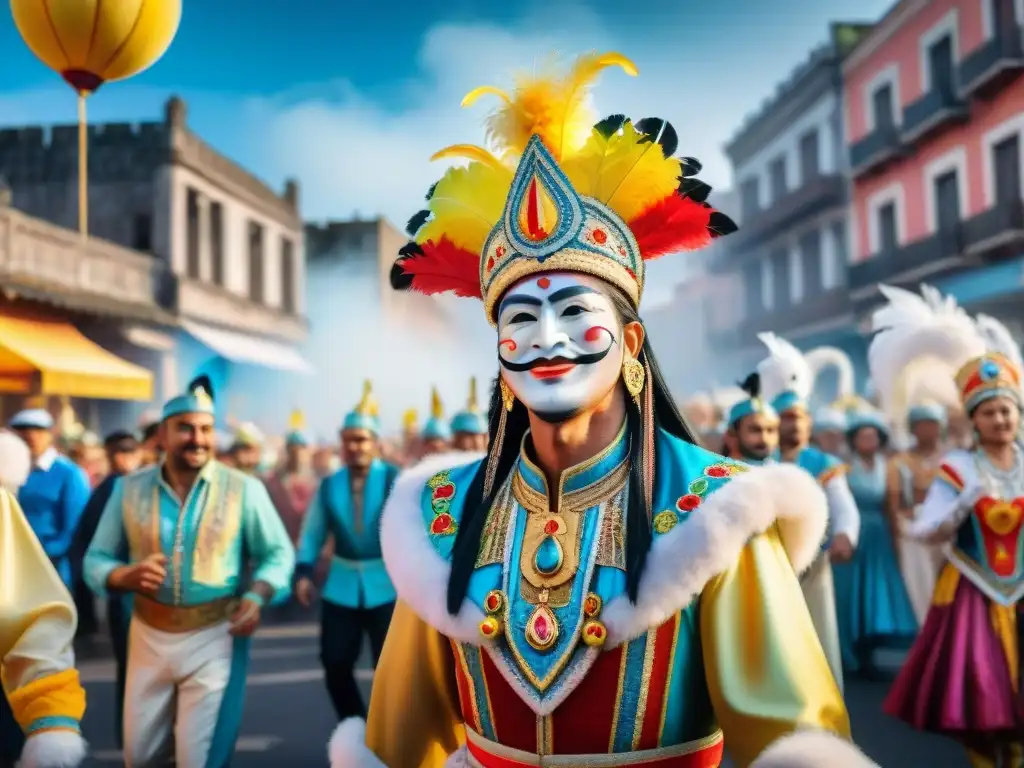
[975,314,1024,377]
[805,346,856,402]
[756,332,813,405]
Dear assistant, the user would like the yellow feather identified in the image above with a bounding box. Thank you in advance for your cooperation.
[467,377,478,411]
[288,409,305,431]
[431,386,444,419]
[563,120,680,223]
[402,409,418,429]
[355,380,379,417]
[416,162,512,253]
[466,51,637,161]
[431,144,508,172]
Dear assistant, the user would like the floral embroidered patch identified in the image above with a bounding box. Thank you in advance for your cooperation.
[427,472,458,537]
[653,510,678,534]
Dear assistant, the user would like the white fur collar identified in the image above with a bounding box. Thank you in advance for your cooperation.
[381,455,827,648]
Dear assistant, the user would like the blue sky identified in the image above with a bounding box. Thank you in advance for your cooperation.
[0,0,894,227]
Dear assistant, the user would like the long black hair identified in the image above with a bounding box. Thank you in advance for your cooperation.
[445,289,701,614]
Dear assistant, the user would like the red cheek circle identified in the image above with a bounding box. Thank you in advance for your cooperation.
[499,339,517,352]
[537,277,551,289]
[584,327,603,343]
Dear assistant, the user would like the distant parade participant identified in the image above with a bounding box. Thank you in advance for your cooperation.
[68,430,143,750]
[450,377,488,452]
[227,422,264,475]
[876,285,1024,768]
[9,405,91,588]
[84,377,294,768]
[137,410,162,468]
[0,429,88,768]
[725,373,780,464]
[331,50,871,767]
[265,410,317,546]
[294,382,400,721]
[812,406,848,457]
[757,332,860,691]
[420,387,451,456]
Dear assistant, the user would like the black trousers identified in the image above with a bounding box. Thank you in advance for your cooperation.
[320,601,395,721]
[108,596,131,749]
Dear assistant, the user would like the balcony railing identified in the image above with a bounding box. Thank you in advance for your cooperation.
[959,9,1024,98]
[173,277,307,342]
[728,174,846,251]
[849,126,903,178]
[0,205,172,322]
[848,226,968,296]
[900,86,969,144]
[735,286,852,345]
[962,199,1024,259]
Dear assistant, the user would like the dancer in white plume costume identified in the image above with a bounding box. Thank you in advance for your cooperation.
[876,285,1024,767]
[756,333,861,692]
[806,347,858,459]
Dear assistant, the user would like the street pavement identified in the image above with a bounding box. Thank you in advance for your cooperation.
[75,626,968,766]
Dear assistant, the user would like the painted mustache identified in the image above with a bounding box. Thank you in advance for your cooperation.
[499,346,612,373]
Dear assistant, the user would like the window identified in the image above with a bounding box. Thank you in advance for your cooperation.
[799,229,823,294]
[742,261,763,315]
[933,170,961,231]
[799,130,820,183]
[186,188,200,278]
[928,34,955,95]
[771,248,790,308]
[877,202,899,252]
[210,202,224,286]
[831,221,848,286]
[248,221,264,302]
[280,237,295,314]
[740,177,760,220]
[132,214,151,252]
[872,84,896,130]
[769,156,787,202]
[993,135,1022,204]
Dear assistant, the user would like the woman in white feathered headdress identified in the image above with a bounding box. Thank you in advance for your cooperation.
[874,285,1024,767]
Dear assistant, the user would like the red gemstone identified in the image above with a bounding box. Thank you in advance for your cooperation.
[495,245,505,258]
[537,277,551,289]
[486,594,499,611]
[433,484,455,500]
[707,466,727,478]
[592,228,607,244]
[543,519,559,535]
[676,494,702,512]
[534,615,550,640]
[587,624,603,637]
[430,513,452,534]
[487,255,495,270]
[481,623,494,635]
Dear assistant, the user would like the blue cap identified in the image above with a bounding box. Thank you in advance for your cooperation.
[162,375,216,421]
[451,377,487,435]
[286,431,310,447]
[343,380,381,435]
[727,397,778,428]
[9,408,54,430]
[771,390,806,415]
[423,386,450,440]
[813,407,847,433]
[846,408,889,436]
[908,402,947,426]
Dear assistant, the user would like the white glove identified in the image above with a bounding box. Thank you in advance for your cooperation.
[17,731,87,768]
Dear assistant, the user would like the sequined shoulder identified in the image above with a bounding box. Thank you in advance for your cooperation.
[419,459,485,561]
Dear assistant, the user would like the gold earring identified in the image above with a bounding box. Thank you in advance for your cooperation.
[499,377,515,412]
[622,356,645,402]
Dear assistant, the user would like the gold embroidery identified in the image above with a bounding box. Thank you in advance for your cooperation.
[658,615,682,744]
[631,629,659,749]
[476,477,515,567]
[607,639,632,752]
[191,468,245,587]
[451,642,482,733]
[596,494,627,570]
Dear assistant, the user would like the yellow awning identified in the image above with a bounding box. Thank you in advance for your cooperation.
[0,312,153,401]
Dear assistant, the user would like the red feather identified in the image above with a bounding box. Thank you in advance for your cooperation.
[629,194,713,259]
[400,237,482,299]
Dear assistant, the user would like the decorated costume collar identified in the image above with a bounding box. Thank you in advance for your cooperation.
[515,421,629,503]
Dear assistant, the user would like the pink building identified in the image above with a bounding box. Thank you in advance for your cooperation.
[843,0,1024,329]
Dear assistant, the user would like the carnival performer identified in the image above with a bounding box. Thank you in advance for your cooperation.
[83,377,294,768]
[877,285,1024,766]
[0,428,87,768]
[421,387,452,456]
[294,381,400,722]
[813,407,848,458]
[265,410,318,547]
[725,373,780,464]
[451,377,489,452]
[757,332,861,691]
[832,404,917,679]
[227,422,264,475]
[329,50,874,768]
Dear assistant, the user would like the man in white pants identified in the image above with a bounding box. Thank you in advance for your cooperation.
[84,377,294,767]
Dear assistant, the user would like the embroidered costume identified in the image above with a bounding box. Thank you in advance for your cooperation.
[0,430,87,768]
[756,333,861,690]
[330,51,873,768]
[876,285,1024,765]
[266,409,318,546]
[83,378,295,768]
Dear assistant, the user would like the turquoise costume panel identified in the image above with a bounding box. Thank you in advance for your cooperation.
[84,462,295,606]
[420,427,748,745]
[296,459,399,609]
[833,457,916,671]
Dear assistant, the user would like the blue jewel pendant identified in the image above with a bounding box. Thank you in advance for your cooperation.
[534,535,564,575]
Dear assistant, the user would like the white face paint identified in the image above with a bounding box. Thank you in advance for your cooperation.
[497,272,624,420]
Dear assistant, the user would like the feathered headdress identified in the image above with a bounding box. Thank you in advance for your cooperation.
[391,51,737,324]
[755,332,813,412]
[162,375,215,420]
[343,380,381,434]
[805,346,856,407]
[423,386,452,441]
[870,284,1022,416]
[727,372,779,427]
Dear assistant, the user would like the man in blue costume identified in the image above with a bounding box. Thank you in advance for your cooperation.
[9,406,91,588]
[450,377,489,453]
[725,374,779,465]
[83,376,294,768]
[294,381,400,722]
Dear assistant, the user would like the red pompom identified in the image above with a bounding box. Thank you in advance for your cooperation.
[629,195,713,260]
[398,237,483,299]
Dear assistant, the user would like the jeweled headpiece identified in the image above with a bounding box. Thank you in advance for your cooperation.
[391,51,736,325]
[343,380,381,434]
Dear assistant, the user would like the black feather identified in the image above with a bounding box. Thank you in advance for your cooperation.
[738,372,761,399]
[678,177,712,202]
[187,375,214,403]
[594,114,628,138]
[425,182,438,201]
[635,118,678,157]
[398,241,423,258]
[708,211,738,238]
[679,156,702,176]
[390,260,414,290]
[406,209,431,237]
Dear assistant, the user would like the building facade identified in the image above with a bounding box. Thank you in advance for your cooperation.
[0,97,312,430]
[844,0,1024,335]
[712,24,874,387]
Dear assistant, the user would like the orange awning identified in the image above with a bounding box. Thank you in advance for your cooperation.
[0,312,153,401]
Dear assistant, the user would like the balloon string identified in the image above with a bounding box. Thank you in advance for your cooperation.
[78,92,88,239]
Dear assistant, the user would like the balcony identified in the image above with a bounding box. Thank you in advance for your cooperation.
[0,205,174,323]
[734,287,853,346]
[850,126,903,178]
[959,12,1024,98]
[962,199,1024,260]
[727,174,846,251]
[170,277,307,343]
[848,227,970,306]
[900,87,969,144]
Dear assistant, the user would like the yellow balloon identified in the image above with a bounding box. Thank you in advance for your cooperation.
[10,0,181,93]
